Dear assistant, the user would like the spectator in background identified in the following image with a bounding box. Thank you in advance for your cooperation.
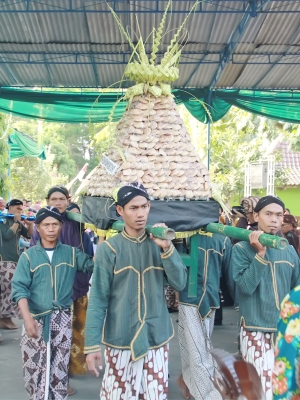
[67,202,80,214]
[25,200,38,214]
[284,208,291,215]
[0,199,34,329]
[281,214,299,255]
[19,236,30,253]
[235,196,260,231]
[0,198,6,213]
[33,201,41,211]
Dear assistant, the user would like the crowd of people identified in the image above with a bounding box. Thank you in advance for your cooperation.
[0,186,300,400]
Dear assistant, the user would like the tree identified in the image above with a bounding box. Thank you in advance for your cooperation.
[0,114,13,198]
[178,105,288,202]
[10,150,68,202]
[11,118,104,181]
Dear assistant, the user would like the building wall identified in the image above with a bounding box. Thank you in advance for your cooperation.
[276,188,300,216]
[230,187,300,216]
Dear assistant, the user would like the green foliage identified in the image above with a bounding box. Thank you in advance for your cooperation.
[0,114,12,198]
[48,142,77,178]
[92,123,118,156]
[12,118,104,178]
[178,105,292,203]
[0,139,9,198]
[281,123,300,151]
[10,151,68,202]
[8,116,107,199]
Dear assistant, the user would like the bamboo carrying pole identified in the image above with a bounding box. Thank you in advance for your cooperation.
[111,221,176,240]
[66,212,289,298]
[205,223,288,250]
[66,212,288,250]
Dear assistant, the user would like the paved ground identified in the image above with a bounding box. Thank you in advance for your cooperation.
[0,307,238,400]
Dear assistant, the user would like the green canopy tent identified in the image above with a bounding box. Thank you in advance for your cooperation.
[8,129,46,160]
[0,87,300,125]
[4,129,46,199]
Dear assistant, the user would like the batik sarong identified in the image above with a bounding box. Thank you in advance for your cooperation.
[69,295,88,375]
[240,326,274,400]
[178,305,222,400]
[100,344,169,400]
[0,261,21,318]
[165,285,178,311]
[20,309,72,400]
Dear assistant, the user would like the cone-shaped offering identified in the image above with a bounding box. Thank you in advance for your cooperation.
[86,0,211,201]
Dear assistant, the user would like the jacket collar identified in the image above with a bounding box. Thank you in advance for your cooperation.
[36,239,62,252]
[122,229,147,244]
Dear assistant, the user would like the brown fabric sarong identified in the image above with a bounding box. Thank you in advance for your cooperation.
[0,261,22,318]
[165,285,178,310]
[101,344,169,399]
[69,295,88,375]
[240,326,274,400]
[21,309,72,400]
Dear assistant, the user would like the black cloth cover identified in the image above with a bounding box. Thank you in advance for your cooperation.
[82,196,219,232]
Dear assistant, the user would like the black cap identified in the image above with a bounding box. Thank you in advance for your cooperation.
[116,182,150,207]
[6,199,23,209]
[36,206,63,224]
[253,195,285,213]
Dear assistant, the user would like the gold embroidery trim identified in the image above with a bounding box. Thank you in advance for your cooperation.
[240,316,277,332]
[161,245,174,259]
[254,253,268,265]
[104,241,116,254]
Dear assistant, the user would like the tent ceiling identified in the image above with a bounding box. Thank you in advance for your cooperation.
[0,0,299,89]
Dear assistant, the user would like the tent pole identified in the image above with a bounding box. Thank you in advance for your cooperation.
[206,89,212,170]
[7,137,11,200]
[207,122,210,170]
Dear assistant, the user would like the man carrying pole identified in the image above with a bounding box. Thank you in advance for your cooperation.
[232,195,300,400]
[177,232,233,400]
[84,182,187,399]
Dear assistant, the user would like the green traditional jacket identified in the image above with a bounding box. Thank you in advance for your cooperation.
[12,240,94,341]
[0,218,30,262]
[232,241,300,332]
[179,233,233,318]
[84,230,187,361]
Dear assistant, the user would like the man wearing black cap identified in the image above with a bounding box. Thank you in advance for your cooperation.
[0,199,34,329]
[84,182,187,399]
[12,206,94,400]
[232,195,300,400]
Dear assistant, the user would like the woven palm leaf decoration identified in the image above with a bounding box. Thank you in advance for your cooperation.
[87,0,212,200]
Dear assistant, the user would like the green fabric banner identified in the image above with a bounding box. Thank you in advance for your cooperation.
[0,87,300,124]
[8,129,46,160]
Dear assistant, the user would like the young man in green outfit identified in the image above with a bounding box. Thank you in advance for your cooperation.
[12,206,94,400]
[232,195,300,400]
[85,182,187,399]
